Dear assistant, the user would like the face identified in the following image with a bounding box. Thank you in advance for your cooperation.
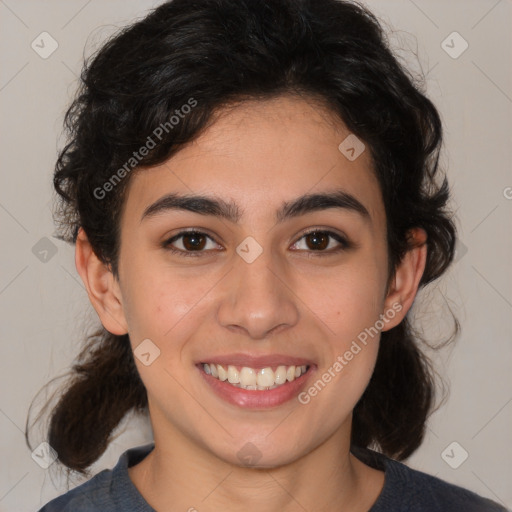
[112,95,401,467]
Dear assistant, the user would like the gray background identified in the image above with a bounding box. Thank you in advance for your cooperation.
[0,0,510,510]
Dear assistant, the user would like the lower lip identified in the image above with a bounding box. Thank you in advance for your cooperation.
[197,365,315,409]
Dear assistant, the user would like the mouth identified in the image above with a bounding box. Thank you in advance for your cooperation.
[196,354,316,409]
[201,362,309,390]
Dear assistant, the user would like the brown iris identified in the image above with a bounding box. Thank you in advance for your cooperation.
[304,231,329,250]
[182,232,207,250]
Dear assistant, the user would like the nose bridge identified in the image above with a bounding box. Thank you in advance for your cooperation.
[216,240,299,338]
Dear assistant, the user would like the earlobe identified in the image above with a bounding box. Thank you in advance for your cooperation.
[382,227,428,331]
[75,227,128,335]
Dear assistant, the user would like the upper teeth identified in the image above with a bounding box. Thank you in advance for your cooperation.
[203,363,308,390]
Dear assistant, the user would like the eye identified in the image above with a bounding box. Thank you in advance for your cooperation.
[290,229,351,255]
[163,230,221,257]
[162,228,351,258]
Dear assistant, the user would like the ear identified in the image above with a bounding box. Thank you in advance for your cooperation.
[75,227,128,335]
[382,227,427,331]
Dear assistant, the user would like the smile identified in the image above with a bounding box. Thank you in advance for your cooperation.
[202,363,309,390]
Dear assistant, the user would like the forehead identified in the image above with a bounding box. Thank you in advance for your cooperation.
[123,95,385,229]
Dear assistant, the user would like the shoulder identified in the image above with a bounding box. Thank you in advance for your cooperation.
[37,443,155,512]
[352,446,509,512]
[394,463,508,511]
[36,468,114,512]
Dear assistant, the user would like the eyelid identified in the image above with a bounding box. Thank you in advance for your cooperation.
[295,226,349,241]
[162,226,223,245]
[291,228,352,251]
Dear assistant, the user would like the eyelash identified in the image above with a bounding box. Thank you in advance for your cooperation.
[162,229,351,257]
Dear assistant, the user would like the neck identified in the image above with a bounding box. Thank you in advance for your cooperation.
[128,411,384,512]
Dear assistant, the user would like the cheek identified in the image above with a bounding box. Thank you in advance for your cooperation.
[296,278,382,444]
[296,259,386,343]
[120,252,181,324]
[120,265,220,358]
[294,254,385,400]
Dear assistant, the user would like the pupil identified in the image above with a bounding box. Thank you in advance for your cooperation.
[307,232,328,250]
[184,233,205,250]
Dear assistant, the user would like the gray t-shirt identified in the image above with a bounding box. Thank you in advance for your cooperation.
[37,443,508,511]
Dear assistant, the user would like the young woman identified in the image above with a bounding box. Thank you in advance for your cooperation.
[28,0,508,510]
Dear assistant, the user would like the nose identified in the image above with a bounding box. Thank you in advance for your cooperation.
[216,244,300,339]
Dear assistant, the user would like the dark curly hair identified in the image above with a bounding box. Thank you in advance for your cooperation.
[26,0,458,477]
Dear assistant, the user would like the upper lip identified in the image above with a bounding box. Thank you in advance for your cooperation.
[198,353,315,369]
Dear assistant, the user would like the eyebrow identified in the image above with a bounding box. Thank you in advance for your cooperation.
[141,189,371,224]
